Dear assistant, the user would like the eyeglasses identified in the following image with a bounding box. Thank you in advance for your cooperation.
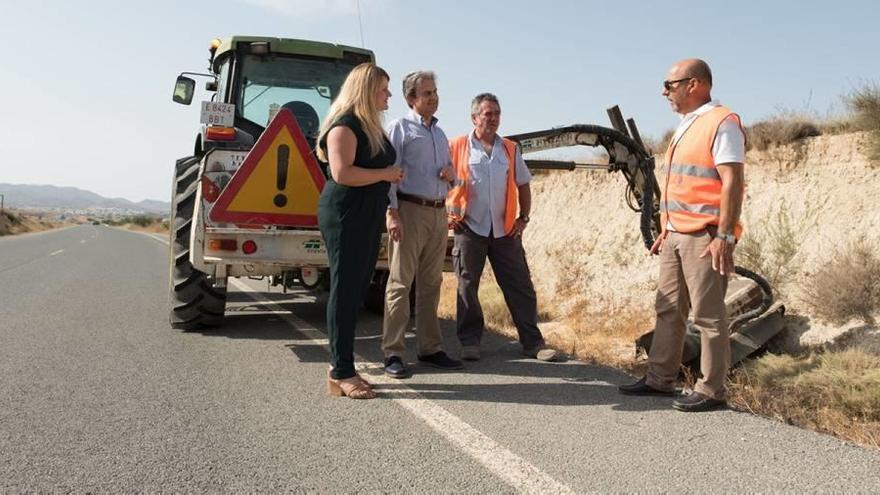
[663,78,693,91]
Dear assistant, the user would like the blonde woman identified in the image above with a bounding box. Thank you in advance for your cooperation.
[317,63,403,399]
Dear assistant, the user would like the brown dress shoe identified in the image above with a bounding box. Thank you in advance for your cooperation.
[618,377,675,396]
[672,391,726,412]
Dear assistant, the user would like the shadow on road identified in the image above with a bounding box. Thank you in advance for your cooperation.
[372,381,671,411]
[182,287,667,410]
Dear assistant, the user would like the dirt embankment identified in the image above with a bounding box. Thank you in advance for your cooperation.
[119,221,169,234]
[439,131,880,363]
[0,210,68,236]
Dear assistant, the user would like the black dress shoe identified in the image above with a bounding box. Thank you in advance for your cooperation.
[417,351,464,370]
[618,377,675,396]
[672,392,727,412]
[384,356,410,379]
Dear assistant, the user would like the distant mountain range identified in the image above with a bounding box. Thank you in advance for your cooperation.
[0,183,170,214]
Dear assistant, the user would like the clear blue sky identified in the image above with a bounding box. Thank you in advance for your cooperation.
[1,0,877,202]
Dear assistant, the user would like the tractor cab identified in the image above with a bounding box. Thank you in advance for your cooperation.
[172,36,374,156]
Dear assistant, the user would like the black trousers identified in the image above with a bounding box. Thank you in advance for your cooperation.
[453,226,544,349]
[318,182,386,380]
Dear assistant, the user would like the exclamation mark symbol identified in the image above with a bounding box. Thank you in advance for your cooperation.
[274,145,289,208]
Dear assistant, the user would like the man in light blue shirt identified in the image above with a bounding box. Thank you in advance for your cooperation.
[448,93,559,363]
[460,126,532,237]
[382,71,462,378]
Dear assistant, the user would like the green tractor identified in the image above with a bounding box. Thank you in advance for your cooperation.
[169,36,379,329]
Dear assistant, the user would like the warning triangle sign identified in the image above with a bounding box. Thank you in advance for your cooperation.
[210,108,326,226]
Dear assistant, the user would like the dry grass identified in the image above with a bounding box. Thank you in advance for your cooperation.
[741,81,880,159]
[437,271,552,331]
[746,113,821,151]
[0,209,67,236]
[847,82,880,132]
[557,296,653,371]
[643,128,675,156]
[540,241,653,369]
[438,264,652,372]
[801,239,880,325]
[122,220,170,234]
[846,81,880,162]
[817,116,856,136]
[106,215,169,233]
[0,209,25,236]
[730,349,880,449]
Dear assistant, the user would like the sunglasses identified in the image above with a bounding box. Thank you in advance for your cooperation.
[663,77,693,91]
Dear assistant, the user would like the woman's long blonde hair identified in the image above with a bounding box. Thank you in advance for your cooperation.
[316,63,389,162]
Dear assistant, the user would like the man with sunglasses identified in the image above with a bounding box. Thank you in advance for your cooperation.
[619,58,746,412]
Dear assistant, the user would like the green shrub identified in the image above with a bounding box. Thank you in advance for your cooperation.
[130,215,153,227]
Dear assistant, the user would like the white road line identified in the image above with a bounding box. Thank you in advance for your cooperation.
[127,229,170,246]
[229,278,574,495]
[147,232,573,493]
[49,249,64,256]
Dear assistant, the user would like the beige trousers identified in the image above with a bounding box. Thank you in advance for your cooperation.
[382,200,447,358]
[646,230,730,399]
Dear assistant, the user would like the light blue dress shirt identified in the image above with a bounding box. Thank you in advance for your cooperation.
[464,132,531,238]
[386,110,452,209]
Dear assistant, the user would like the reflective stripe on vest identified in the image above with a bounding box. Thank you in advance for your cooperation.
[446,135,519,235]
[662,105,744,238]
[660,200,721,216]
[670,163,721,180]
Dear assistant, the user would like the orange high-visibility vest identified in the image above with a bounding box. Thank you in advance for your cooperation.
[447,135,519,235]
[662,105,745,239]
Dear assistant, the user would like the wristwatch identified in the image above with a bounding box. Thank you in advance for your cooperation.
[716,232,736,244]
[519,215,530,223]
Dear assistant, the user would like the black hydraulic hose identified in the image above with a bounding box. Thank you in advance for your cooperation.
[639,169,655,250]
[730,265,776,330]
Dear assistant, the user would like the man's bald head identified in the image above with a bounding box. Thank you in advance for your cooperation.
[663,58,713,114]
[675,58,713,87]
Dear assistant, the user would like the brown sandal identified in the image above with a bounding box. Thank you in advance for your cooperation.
[327,376,376,399]
[355,373,375,390]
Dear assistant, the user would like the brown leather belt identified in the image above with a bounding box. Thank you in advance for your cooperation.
[398,192,445,208]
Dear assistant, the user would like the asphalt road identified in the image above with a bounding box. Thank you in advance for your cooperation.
[1,225,878,492]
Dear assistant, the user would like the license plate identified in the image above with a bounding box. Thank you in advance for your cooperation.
[200,101,235,127]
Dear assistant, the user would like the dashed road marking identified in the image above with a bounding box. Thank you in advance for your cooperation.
[50,249,64,256]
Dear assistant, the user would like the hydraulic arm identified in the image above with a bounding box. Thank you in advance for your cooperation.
[506,106,661,249]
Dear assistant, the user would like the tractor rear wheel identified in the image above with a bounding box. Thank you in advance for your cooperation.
[168,156,227,329]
